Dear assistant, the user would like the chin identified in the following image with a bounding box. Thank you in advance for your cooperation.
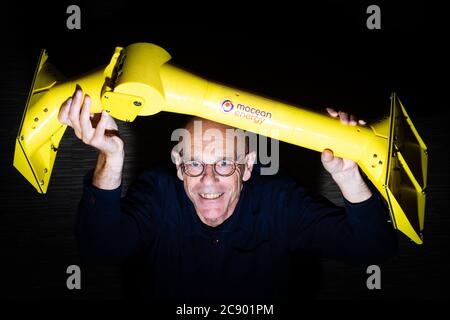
[199,209,227,226]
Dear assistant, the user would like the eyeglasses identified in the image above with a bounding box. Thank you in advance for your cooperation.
[181,159,244,177]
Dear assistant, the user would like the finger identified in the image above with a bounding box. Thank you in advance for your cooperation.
[326,107,339,117]
[358,119,367,125]
[68,88,84,138]
[320,149,339,173]
[58,97,73,126]
[321,148,334,163]
[349,114,357,126]
[338,111,349,125]
[321,149,341,174]
[105,114,119,131]
[80,95,94,142]
[91,110,109,148]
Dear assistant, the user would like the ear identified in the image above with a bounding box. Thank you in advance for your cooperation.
[171,149,184,181]
[242,151,256,182]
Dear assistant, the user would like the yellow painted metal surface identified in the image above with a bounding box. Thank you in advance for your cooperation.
[13,43,428,244]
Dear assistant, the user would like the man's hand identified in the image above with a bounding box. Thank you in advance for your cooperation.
[58,87,124,190]
[321,108,372,203]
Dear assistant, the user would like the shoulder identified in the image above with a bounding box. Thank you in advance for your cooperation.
[244,164,310,215]
[123,162,181,207]
[247,164,305,196]
[135,162,179,187]
[122,162,186,227]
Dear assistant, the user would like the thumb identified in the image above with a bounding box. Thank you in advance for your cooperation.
[321,149,334,163]
[321,148,341,174]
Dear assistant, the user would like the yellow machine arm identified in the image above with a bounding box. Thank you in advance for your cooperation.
[14,43,428,244]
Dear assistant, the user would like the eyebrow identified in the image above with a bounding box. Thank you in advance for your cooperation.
[184,156,235,162]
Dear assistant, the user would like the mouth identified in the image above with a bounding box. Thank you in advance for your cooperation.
[199,192,224,200]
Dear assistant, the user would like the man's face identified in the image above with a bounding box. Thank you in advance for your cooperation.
[173,120,255,227]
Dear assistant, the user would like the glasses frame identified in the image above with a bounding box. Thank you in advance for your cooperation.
[180,159,245,177]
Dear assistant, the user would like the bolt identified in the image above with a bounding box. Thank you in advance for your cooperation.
[40,180,44,185]
[34,117,39,122]
[43,108,48,112]
[20,135,24,141]
[133,101,142,107]
[104,95,109,99]
[43,168,48,173]
[379,160,383,165]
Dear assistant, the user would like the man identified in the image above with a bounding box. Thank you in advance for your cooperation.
[60,88,397,301]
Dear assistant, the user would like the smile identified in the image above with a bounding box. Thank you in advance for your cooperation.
[199,193,224,200]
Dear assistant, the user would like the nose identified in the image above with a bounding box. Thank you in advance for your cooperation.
[200,164,219,184]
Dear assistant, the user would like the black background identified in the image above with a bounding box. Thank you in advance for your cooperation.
[0,0,449,303]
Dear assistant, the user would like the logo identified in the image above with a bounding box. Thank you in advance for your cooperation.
[221,99,234,112]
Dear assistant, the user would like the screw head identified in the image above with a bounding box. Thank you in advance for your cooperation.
[39,180,44,185]
[34,117,39,122]
[133,101,142,107]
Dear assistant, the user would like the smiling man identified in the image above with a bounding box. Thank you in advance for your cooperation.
[171,118,256,228]
[66,88,397,302]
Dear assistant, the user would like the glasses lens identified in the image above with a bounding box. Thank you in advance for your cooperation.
[215,159,235,176]
[184,160,203,176]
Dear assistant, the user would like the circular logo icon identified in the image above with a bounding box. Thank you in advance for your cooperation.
[221,99,234,112]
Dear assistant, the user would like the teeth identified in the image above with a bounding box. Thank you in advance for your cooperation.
[200,193,223,199]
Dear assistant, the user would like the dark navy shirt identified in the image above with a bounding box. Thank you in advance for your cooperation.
[76,164,397,301]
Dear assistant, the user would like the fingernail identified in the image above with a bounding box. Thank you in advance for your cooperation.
[67,98,72,105]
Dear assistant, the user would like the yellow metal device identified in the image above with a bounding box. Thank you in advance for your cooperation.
[14,43,428,244]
